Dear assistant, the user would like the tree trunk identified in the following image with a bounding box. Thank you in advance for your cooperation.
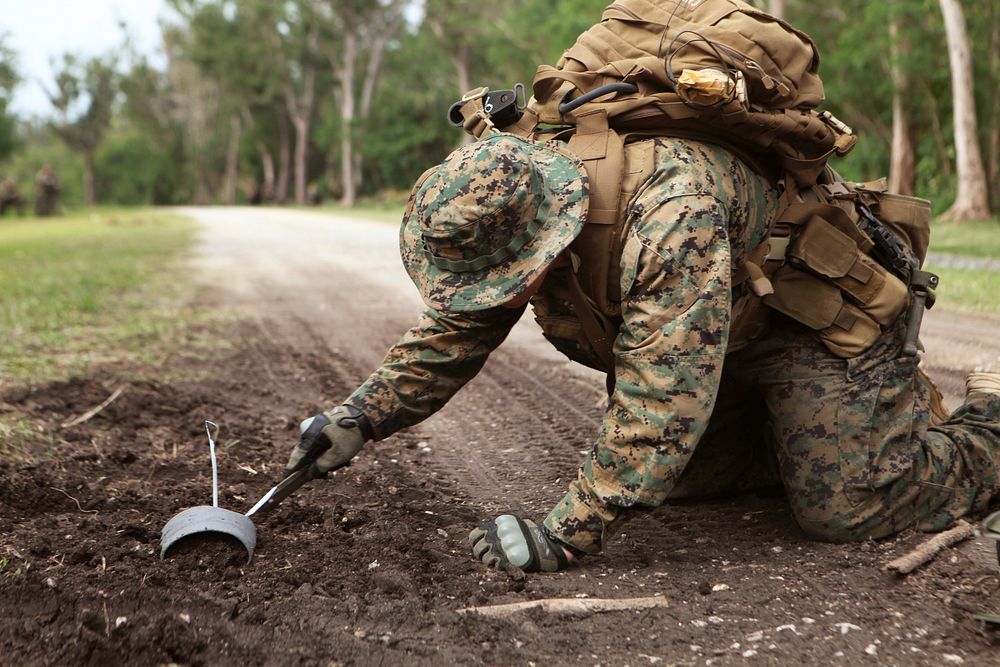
[83,151,96,207]
[340,29,358,208]
[292,114,310,206]
[769,0,786,20]
[454,44,472,145]
[359,13,399,120]
[240,105,275,203]
[259,142,276,202]
[453,43,471,97]
[989,17,1000,210]
[222,113,242,205]
[889,14,916,196]
[938,0,991,221]
[889,97,917,196]
[276,114,291,203]
[926,87,954,185]
[195,166,212,205]
[282,27,318,206]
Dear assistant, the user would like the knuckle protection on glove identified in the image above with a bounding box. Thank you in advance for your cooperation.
[496,517,532,568]
[469,515,570,573]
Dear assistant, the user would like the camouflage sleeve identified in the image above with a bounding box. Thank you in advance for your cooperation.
[545,193,733,554]
[344,305,524,440]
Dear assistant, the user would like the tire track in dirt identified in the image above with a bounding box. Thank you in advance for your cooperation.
[186,207,1000,512]
[186,207,611,521]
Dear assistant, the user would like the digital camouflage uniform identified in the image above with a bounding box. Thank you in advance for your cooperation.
[345,134,1000,556]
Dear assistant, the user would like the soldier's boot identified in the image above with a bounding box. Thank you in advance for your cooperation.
[967,372,1000,398]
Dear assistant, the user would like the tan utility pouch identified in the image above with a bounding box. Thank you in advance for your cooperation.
[786,214,909,326]
[763,265,882,358]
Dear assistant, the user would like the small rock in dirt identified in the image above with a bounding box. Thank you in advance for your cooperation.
[115,616,127,629]
[865,644,878,656]
[742,650,758,658]
[179,613,191,624]
[44,577,57,589]
[691,620,708,628]
[367,560,380,571]
[746,631,764,642]
[942,656,964,665]
[436,528,448,539]
[712,583,730,592]
[835,622,862,635]
[708,616,724,625]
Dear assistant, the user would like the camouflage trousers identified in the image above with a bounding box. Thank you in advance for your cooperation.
[666,315,1000,541]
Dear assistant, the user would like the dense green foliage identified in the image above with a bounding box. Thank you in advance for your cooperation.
[0,1,997,216]
[0,35,19,164]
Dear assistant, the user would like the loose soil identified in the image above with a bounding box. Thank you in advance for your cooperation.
[2,208,999,666]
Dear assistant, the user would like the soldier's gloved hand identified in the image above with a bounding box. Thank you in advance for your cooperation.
[469,515,578,572]
[285,405,370,476]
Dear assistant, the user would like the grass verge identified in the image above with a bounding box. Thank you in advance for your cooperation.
[926,219,1000,313]
[928,219,1000,259]
[0,209,203,384]
[922,264,1000,314]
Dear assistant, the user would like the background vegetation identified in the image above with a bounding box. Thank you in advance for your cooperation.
[0,0,996,220]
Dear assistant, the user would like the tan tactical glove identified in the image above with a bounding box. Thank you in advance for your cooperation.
[469,515,578,572]
[285,405,371,476]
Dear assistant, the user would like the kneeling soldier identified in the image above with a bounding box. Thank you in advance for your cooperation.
[284,133,1000,571]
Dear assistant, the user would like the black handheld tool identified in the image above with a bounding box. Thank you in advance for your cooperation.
[245,415,333,517]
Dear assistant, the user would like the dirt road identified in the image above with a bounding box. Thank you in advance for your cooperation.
[2,207,999,665]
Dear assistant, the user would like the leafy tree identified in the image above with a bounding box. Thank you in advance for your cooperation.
[0,33,21,164]
[47,54,118,206]
[319,0,405,206]
[169,0,286,203]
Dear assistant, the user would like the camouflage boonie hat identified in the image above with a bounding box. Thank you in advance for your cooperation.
[400,133,589,311]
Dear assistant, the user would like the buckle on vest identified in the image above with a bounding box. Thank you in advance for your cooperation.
[765,236,790,262]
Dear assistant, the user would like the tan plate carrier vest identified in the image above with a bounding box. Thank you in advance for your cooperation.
[449,0,935,377]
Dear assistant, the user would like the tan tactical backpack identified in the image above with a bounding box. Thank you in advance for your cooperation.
[450,0,936,368]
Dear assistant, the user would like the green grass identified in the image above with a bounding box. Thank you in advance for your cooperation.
[0,209,200,383]
[924,218,1000,313]
[922,265,1000,314]
[927,219,1000,259]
